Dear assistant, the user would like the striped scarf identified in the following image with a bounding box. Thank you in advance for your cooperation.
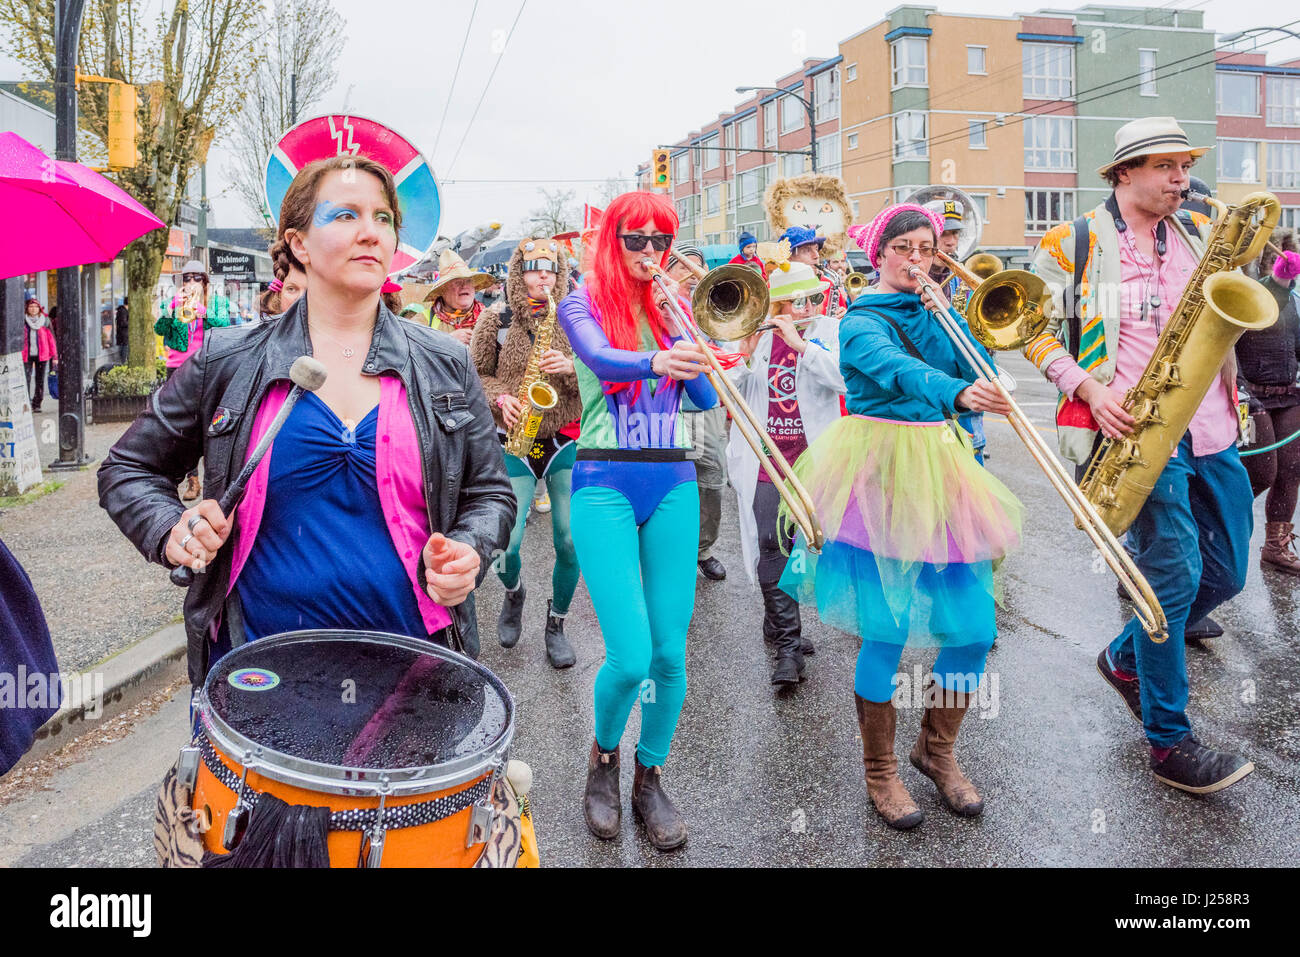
[527,297,549,318]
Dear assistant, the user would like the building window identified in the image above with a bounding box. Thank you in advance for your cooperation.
[700,134,719,171]
[781,151,807,178]
[1280,206,1300,231]
[1022,42,1073,99]
[1267,142,1300,189]
[814,68,840,122]
[817,133,841,176]
[1025,190,1075,234]
[737,168,764,205]
[970,193,990,222]
[847,132,859,150]
[1219,139,1259,182]
[781,94,804,133]
[968,120,987,149]
[1023,116,1074,170]
[846,63,858,82]
[705,184,720,216]
[676,197,691,225]
[674,153,690,183]
[763,101,777,148]
[893,111,928,159]
[1217,72,1260,116]
[967,45,986,75]
[891,37,927,88]
[1266,76,1300,126]
[1138,49,1157,97]
[724,124,734,168]
[737,115,757,153]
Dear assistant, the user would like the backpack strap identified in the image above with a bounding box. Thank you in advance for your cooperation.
[1065,214,1090,360]
[1175,209,1202,240]
[863,309,967,444]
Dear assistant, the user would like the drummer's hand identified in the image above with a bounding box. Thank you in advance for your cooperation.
[165,499,231,572]
[498,394,524,430]
[451,327,473,346]
[1078,377,1136,439]
[538,349,573,376]
[423,532,480,607]
[918,279,952,315]
[956,380,1012,416]
[651,341,709,381]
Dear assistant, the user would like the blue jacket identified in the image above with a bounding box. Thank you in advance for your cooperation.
[839,292,992,422]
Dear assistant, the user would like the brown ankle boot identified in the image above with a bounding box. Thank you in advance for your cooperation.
[631,758,687,851]
[1261,521,1300,577]
[909,681,983,817]
[583,740,621,840]
[854,695,924,830]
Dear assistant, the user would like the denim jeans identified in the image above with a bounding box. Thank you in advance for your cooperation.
[1106,433,1252,746]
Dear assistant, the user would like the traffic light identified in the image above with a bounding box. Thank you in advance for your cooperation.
[107,82,138,169]
[652,149,671,190]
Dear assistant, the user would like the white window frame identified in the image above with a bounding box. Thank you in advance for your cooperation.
[724,124,734,170]
[737,168,763,205]
[1025,190,1075,235]
[1217,72,1260,117]
[676,197,691,226]
[737,114,757,154]
[893,110,928,160]
[967,45,987,76]
[847,132,859,150]
[1218,138,1260,183]
[816,132,841,176]
[674,153,689,183]
[891,36,927,89]
[846,62,858,82]
[704,184,720,216]
[1267,141,1300,190]
[1280,206,1300,231]
[969,193,990,223]
[763,101,777,148]
[968,120,988,149]
[781,94,804,134]
[814,68,840,123]
[781,151,807,178]
[1022,42,1074,99]
[1023,115,1075,171]
[700,134,719,172]
[1266,76,1300,127]
[1138,49,1157,97]
[706,232,721,246]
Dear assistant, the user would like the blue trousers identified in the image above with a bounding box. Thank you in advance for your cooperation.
[1106,434,1252,747]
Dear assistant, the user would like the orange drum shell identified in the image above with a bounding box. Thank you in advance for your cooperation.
[194,739,488,868]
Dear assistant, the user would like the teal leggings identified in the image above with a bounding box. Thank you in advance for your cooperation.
[498,451,579,615]
[570,481,699,767]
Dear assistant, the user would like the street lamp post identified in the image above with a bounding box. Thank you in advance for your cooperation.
[1220,26,1300,44]
[736,85,818,173]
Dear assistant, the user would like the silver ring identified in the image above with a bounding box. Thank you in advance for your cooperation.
[180,533,194,550]
[187,515,205,532]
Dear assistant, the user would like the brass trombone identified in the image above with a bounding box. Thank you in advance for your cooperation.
[907,264,1168,642]
[646,255,825,551]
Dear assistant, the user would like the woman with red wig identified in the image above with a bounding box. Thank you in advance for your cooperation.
[557,191,717,851]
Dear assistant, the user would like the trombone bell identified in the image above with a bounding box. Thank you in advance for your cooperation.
[691,263,771,341]
[962,269,1050,351]
[965,253,1003,280]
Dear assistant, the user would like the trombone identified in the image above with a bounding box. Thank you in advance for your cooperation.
[645,255,825,551]
[907,264,1169,643]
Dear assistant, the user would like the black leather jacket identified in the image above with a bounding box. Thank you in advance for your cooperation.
[98,297,516,687]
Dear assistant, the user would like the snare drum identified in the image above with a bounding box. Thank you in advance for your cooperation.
[187,629,517,868]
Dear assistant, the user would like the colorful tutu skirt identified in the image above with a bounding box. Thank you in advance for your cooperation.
[779,415,1023,648]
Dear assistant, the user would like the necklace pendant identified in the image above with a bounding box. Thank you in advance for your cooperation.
[342,346,355,359]
[1150,294,1161,309]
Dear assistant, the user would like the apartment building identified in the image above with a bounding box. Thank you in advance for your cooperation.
[1214,50,1300,230]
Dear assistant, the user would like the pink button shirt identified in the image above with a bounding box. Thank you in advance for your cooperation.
[1046,221,1237,457]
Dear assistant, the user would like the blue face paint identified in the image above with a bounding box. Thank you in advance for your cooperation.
[312,201,355,228]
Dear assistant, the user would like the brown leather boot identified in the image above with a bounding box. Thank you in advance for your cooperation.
[632,758,687,851]
[854,695,924,830]
[583,740,621,840]
[909,681,984,817]
[1261,521,1300,577]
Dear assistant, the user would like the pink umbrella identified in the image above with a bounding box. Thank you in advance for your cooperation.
[0,131,166,280]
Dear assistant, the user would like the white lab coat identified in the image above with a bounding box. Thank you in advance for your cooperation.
[725,315,846,585]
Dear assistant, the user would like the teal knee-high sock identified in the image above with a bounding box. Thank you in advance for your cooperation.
[497,467,537,590]
[546,467,579,614]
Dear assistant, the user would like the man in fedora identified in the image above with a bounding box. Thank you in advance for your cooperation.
[1024,116,1255,794]
[424,249,497,345]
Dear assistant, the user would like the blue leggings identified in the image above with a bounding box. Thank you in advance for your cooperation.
[498,452,579,615]
[570,480,699,767]
[855,640,995,703]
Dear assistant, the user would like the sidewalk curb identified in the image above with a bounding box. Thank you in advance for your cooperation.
[24,623,188,763]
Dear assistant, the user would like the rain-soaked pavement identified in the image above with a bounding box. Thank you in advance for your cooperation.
[5,353,1297,867]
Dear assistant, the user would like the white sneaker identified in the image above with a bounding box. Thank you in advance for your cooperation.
[533,485,551,513]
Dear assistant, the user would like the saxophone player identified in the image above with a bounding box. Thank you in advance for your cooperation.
[469,237,581,668]
[1024,117,1255,794]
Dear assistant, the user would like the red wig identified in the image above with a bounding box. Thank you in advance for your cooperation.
[587,191,679,394]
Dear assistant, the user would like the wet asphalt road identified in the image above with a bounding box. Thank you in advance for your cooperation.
[6,352,1298,867]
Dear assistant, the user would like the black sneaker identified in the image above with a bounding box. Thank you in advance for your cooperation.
[698,557,726,581]
[1151,734,1255,794]
[1185,616,1224,641]
[801,636,815,655]
[1096,648,1142,724]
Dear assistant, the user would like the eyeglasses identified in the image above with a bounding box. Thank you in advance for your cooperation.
[619,233,673,253]
[182,273,205,282]
[886,242,936,259]
[791,292,826,308]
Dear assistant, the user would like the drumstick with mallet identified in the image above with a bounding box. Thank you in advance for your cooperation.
[170,356,328,586]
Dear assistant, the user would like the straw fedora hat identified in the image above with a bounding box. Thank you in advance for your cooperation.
[423,249,496,303]
[1096,116,1212,177]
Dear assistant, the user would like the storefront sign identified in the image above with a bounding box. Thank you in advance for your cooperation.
[0,352,43,496]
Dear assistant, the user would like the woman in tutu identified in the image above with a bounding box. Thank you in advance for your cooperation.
[779,203,1023,830]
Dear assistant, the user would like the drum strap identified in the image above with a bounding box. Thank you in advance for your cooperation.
[198,735,493,832]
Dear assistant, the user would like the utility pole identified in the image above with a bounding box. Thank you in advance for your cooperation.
[51,0,91,471]
[290,73,298,125]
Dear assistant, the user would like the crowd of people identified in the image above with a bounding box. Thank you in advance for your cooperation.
[82,113,1300,859]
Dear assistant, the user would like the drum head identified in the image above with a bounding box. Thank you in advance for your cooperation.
[202,630,512,793]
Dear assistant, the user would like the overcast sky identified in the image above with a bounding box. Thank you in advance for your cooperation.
[5,0,1300,243]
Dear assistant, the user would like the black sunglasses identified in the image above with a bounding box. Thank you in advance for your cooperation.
[182,273,206,282]
[619,233,673,253]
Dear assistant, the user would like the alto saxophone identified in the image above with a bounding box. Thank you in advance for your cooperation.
[1080,191,1281,537]
[503,292,560,458]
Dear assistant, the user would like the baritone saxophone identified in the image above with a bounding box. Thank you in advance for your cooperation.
[503,292,560,458]
[1079,191,1281,538]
